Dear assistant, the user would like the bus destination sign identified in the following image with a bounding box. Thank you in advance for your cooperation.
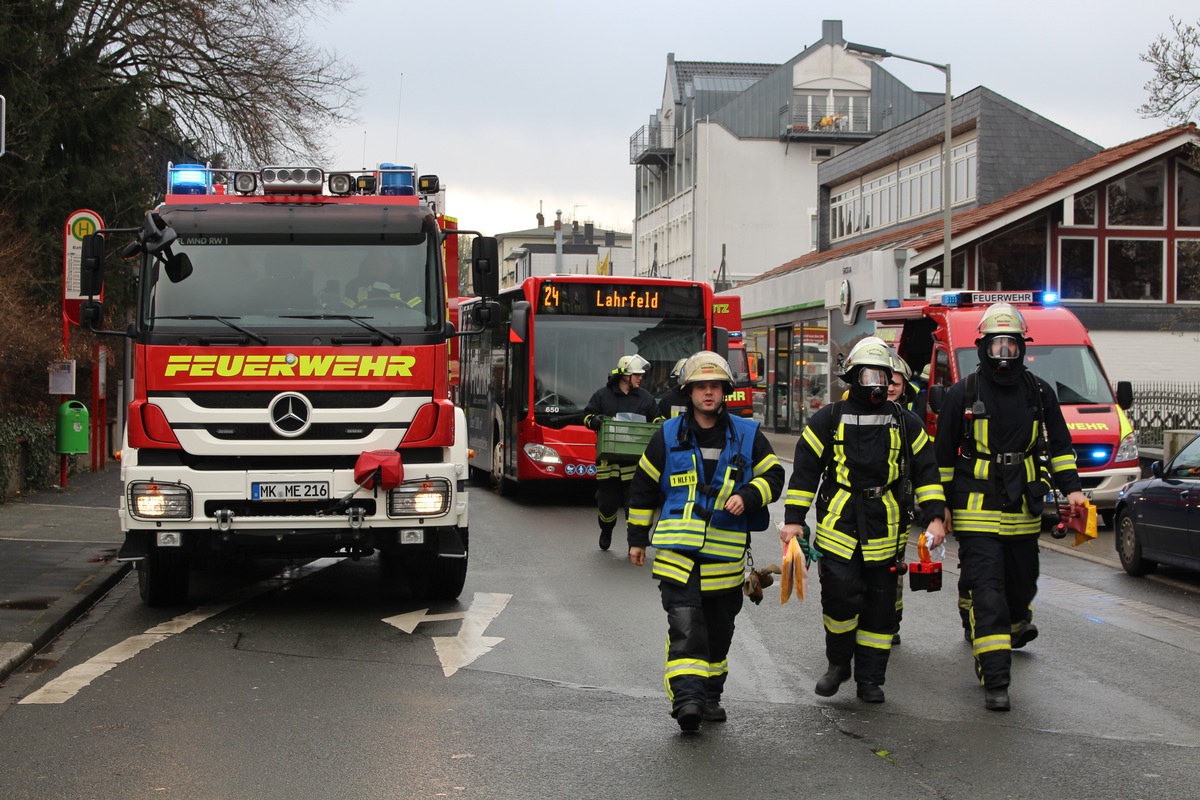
[538,282,704,318]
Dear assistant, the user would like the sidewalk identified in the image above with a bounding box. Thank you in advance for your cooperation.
[0,466,128,683]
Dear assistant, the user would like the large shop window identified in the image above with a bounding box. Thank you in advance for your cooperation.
[1177,240,1200,302]
[1059,238,1096,300]
[977,217,1048,292]
[1106,239,1164,301]
[1107,164,1165,227]
[1178,162,1200,228]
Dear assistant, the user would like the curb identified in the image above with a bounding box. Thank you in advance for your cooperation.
[0,562,131,684]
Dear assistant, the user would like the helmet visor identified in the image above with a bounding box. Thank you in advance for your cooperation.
[988,335,1021,360]
[858,367,890,387]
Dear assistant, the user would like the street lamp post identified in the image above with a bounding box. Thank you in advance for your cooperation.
[844,41,953,294]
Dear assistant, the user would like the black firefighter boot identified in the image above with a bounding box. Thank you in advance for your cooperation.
[814,662,852,697]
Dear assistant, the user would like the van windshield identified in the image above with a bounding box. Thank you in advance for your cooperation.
[956,345,1116,405]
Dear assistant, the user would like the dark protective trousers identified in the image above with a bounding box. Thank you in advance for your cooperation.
[957,534,1040,689]
[596,477,631,535]
[659,564,744,714]
[818,550,896,685]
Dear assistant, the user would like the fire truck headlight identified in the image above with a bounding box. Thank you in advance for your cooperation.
[128,482,192,520]
[522,443,562,464]
[328,173,353,195]
[388,479,451,518]
[1115,433,1139,464]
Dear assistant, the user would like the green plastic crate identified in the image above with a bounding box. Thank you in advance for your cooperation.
[596,419,661,464]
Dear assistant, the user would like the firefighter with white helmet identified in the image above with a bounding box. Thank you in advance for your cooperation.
[583,354,658,551]
[626,350,784,732]
[935,302,1086,711]
[658,357,690,419]
[780,336,946,704]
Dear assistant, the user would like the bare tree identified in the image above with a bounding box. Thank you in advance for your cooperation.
[1139,16,1200,124]
[70,0,362,165]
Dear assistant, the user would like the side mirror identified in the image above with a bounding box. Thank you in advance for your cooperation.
[471,236,500,298]
[928,384,946,415]
[1115,380,1133,410]
[80,300,104,329]
[510,300,530,341]
[713,326,728,360]
[1150,460,1162,478]
[80,233,106,296]
[164,252,193,283]
[141,211,177,256]
[470,300,502,330]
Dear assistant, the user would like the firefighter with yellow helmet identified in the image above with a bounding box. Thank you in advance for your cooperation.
[626,351,784,732]
[658,357,690,419]
[780,336,946,704]
[935,302,1086,711]
[583,354,659,551]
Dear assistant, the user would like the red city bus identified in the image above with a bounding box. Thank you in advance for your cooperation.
[460,275,724,494]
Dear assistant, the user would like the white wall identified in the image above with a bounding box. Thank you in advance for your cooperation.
[1088,329,1200,384]
[693,123,822,283]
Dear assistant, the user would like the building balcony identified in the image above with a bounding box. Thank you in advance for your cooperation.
[778,105,874,142]
[630,123,674,168]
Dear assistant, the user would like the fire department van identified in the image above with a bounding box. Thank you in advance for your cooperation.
[869,290,1139,526]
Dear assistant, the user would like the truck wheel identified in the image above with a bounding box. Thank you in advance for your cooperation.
[137,548,190,606]
[427,548,469,601]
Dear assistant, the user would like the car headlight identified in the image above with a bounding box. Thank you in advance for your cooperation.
[128,481,192,519]
[388,479,451,517]
[523,442,562,464]
[1114,432,1139,464]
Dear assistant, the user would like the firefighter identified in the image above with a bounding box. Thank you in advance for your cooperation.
[935,302,1086,712]
[626,351,784,732]
[583,355,659,551]
[658,357,690,419]
[344,251,422,309]
[780,337,946,704]
[887,351,919,645]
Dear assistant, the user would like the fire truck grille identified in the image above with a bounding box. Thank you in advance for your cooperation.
[186,391,397,409]
[204,499,378,517]
[204,422,399,440]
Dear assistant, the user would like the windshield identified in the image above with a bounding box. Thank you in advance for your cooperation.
[142,236,443,334]
[956,345,1116,405]
[726,345,750,385]
[532,316,706,422]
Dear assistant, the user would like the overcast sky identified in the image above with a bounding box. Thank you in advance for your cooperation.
[306,0,1188,237]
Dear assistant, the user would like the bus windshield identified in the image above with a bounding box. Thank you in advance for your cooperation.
[532,316,706,424]
[956,345,1116,405]
[143,236,443,333]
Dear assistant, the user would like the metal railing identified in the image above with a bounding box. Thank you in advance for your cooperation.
[629,123,671,164]
[1127,381,1200,447]
[778,104,870,137]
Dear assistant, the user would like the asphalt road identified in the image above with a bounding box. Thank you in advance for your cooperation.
[1,474,1198,800]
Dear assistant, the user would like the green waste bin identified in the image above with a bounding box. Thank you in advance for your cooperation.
[56,400,89,454]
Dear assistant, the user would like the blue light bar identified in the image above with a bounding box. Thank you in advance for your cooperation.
[728,331,744,339]
[379,163,416,196]
[1091,449,1107,460]
[940,292,962,307]
[1040,291,1059,305]
[169,163,210,195]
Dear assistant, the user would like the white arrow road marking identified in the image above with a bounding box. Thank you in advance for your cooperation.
[20,557,344,705]
[384,592,512,677]
[382,608,467,634]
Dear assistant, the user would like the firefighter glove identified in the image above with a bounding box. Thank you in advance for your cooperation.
[797,524,822,566]
[587,415,607,431]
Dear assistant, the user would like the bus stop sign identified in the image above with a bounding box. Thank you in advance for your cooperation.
[63,209,105,326]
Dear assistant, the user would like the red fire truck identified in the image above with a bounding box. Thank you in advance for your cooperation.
[869,290,1138,526]
[459,275,726,493]
[78,162,499,605]
[712,294,756,418]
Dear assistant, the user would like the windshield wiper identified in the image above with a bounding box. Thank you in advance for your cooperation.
[156,315,268,344]
[282,314,401,345]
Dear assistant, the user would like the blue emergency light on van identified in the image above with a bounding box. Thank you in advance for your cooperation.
[1040,291,1060,305]
[379,163,416,196]
[169,164,210,195]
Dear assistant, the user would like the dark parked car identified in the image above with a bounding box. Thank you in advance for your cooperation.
[1114,433,1200,576]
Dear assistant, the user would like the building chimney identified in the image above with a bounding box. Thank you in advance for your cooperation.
[584,222,594,244]
[536,211,545,227]
[605,230,615,247]
[822,20,843,45]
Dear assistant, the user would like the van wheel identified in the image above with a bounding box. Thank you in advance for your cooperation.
[137,548,190,606]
